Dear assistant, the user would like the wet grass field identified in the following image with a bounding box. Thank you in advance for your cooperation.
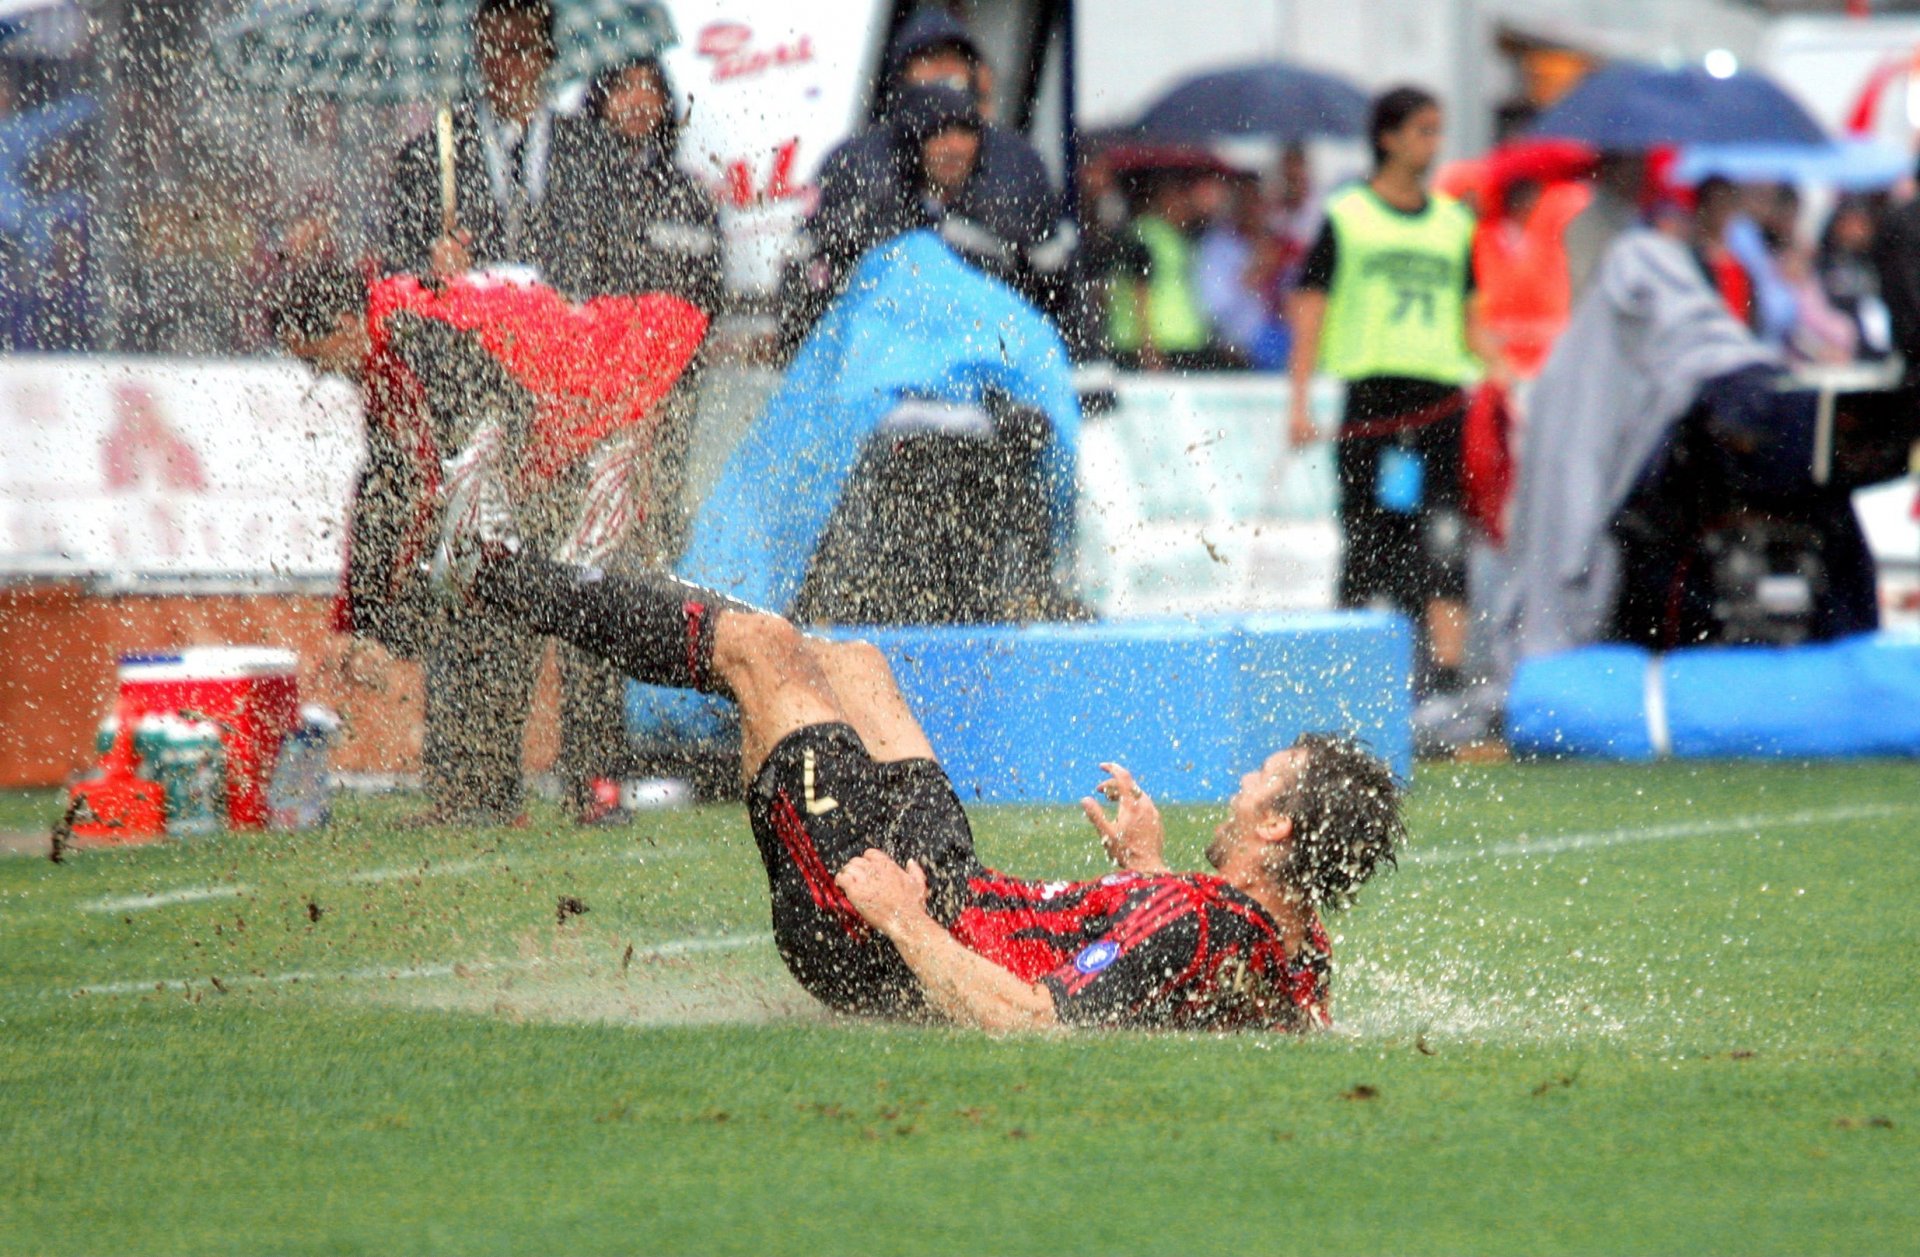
[1,759,1916,1255]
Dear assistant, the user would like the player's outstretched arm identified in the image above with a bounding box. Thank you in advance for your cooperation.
[836,850,1059,1034]
[1080,763,1170,874]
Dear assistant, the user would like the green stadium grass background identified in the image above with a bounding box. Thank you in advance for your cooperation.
[1,760,1914,1255]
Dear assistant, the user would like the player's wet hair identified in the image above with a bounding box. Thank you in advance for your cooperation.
[1369,85,1439,169]
[265,262,366,343]
[1268,733,1403,910]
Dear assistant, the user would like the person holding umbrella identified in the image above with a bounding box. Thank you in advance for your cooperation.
[379,0,569,280]
[1287,86,1499,699]
[372,0,691,825]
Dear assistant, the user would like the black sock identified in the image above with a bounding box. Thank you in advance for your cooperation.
[472,551,744,695]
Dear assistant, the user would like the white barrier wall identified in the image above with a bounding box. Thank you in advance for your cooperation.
[0,358,1343,614]
[0,357,362,588]
[1077,375,1343,617]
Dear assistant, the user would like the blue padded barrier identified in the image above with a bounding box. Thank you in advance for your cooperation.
[627,612,1414,803]
[1506,633,1920,760]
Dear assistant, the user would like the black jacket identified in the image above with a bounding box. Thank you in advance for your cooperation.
[380,103,721,312]
[542,122,723,311]
[381,101,562,278]
[782,119,1080,353]
[1872,196,1920,373]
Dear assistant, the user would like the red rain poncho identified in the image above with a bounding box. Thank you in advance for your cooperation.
[333,275,708,634]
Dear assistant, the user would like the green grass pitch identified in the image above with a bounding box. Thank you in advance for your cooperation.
[1,759,1916,1255]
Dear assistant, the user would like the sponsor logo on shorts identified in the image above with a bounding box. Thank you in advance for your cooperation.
[1075,940,1120,974]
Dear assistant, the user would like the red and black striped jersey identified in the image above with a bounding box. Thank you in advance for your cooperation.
[951,868,1332,1033]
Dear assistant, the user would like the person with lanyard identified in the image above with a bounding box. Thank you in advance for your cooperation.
[379,0,563,282]
[1287,86,1501,699]
[373,0,671,827]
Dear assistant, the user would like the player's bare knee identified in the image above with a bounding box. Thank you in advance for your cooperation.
[846,639,897,687]
[714,611,808,682]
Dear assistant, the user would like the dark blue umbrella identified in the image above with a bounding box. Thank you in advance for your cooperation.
[1135,60,1368,143]
[1530,63,1827,149]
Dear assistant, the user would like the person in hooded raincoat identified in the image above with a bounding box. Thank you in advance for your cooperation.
[780,7,1084,358]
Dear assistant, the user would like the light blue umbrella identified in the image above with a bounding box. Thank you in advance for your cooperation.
[214,0,676,104]
[0,0,74,49]
[1672,139,1911,191]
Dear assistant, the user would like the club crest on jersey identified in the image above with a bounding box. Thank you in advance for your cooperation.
[1075,940,1120,974]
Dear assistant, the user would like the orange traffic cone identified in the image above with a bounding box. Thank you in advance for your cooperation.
[66,699,167,848]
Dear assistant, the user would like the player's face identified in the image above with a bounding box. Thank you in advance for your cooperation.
[1207,747,1307,869]
[1381,104,1443,179]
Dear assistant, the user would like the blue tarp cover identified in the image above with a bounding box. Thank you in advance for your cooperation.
[631,230,1081,741]
[1508,633,1920,759]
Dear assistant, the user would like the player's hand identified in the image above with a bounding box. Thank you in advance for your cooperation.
[431,229,474,279]
[836,849,930,933]
[1081,763,1169,873]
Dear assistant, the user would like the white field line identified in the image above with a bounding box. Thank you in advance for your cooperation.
[73,842,701,916]
[80,885,251,913]
[63,931,773,998]
[60,802,1915,916]
[1406,802,1917,868]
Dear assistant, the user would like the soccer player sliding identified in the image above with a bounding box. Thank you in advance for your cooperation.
[433,438,1404,1033]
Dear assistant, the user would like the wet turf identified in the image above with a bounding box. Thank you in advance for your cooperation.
[2,759,1916,1255]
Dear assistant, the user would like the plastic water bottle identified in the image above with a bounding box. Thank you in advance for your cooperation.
[267,705,340,831]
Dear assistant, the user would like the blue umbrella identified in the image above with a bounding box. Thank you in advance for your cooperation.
[1673,139,1910,191]
[1135,60,1368,143]
[1530,63,1827,149]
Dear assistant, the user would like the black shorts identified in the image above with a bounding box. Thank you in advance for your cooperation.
[745,722,981,1016]
[1336,378,1469,610]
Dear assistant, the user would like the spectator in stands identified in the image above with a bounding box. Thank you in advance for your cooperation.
[1873,169,1920,375]
[548,55,720,312]
[547,52,720,570]
[1195,171,1296,370]
[1288,85,1497,698]
[1269,143,1321,269]
[1692,176,1756,329]
[1471,175,1590,380]
[379,0,594,283]
[1108,171,1220,371]
[1724,182,1800,348]
[1819,195,1893,361]
[1564,150,1644,298]
[781,8,1081,357]
[1075,150,1136,362]
[1777,245,1857,365]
